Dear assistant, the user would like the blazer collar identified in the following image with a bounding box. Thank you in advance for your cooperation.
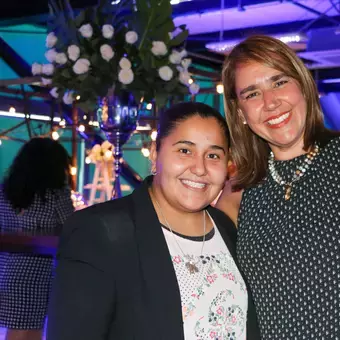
[129,177,239,339]
[130,176,184,340]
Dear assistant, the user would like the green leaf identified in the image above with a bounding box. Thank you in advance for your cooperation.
[74,10,86,27]
[169,29,189,47]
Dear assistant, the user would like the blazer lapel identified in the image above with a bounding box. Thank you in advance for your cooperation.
[130,177,184,340]
[207,206,237,259]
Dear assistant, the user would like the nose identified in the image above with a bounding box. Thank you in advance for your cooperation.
[263,89,281,111]
[190,155,207,177]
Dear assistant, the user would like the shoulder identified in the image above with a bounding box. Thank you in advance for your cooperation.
[58,195,135,268]
[208,205,237,240]
[215,182,243,226]
[61,194,134,242]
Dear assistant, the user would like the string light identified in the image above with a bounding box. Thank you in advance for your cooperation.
[76,95,81,100]
[146,103,153,110]
[141,147,150,157]
[9,107,16,114]
[70,166,77,176]
[78,124,85,132]
[188,78,194,84]
[0,140,2,146]
[151,130,158,141]
[216,84,224,94]
[85,156,91,164]
[59,119,66,127]
[51,131,60,140]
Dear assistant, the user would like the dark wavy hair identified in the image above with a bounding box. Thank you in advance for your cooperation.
[3,137,72,212]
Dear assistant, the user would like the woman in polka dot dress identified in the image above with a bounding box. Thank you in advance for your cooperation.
[0,138,74,340]
[217,35,340,339]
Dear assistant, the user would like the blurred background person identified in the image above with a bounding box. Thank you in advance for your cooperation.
[0,137,74,340]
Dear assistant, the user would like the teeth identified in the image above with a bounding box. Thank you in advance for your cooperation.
[182,180,206,189]
[267,112,290,125]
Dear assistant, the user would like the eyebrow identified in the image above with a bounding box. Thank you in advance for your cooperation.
[172,140,226,154]
[239,73,286,96]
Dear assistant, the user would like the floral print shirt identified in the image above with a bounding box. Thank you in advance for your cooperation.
[162,215,247,340]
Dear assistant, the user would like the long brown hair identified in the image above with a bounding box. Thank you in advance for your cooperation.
[222,35,336,190]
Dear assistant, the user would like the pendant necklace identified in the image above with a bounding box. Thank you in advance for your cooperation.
[152,195,206,274]
[268,144,319,201]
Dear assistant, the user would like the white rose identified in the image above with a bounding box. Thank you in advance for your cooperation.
[118,69,134,84]
[79,24,93,38]
[151,41,168,56]
[46,32,57,48]
[125,31,138,44]
[63,92,74,105]
[42,64,54,75]
[67,45,80,61]
[32,62,42,75]
[169,50,182,64]
[55,52,67,65]
[158,66,173,81]
[45,48,57,62]
[181,58,191,70]
[100,44,114,61]
[179,71,191,85]
[41,77,52,85]
[73,58,90,74]
[102,24,114,39]
[119,57,131,70]
[189,83,200,95]
[50,87,59,98]
[180,49,188,58]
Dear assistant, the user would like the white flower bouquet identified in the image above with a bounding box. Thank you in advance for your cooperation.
[32,0,199,112]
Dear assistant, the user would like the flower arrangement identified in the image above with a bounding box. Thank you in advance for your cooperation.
[86,140,114,163]
[32,0,199,112]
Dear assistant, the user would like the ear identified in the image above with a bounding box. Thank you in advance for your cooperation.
[149,142,158,173]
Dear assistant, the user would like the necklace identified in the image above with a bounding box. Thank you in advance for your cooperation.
[268,144,320,201]
[152,196,206,274]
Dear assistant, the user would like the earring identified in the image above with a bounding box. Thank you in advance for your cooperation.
[243,121,247,125]
[151,169,157,175]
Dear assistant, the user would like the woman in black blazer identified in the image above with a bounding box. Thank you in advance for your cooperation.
[47,102,260,340]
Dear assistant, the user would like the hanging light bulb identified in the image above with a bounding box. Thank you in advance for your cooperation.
[9,107,16,114]
[85,156,91,164]
[146,103,153,110]
[78,124,85,132]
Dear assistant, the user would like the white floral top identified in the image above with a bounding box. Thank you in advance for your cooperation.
[162,214,248,340]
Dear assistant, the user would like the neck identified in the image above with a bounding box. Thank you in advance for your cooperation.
[149,186,212,237]
[270,138,309,160]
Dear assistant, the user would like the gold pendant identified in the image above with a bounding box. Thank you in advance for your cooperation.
[186,261,199,274]
[285,184,292,201]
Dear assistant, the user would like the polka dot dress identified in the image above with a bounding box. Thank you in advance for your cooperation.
[237,137,340,340]
[0,188,74,329]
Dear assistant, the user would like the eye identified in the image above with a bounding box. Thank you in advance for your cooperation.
[179,148,191,154]
[274,80,288,88]
[245,92,259,100]
[207,153,220,159]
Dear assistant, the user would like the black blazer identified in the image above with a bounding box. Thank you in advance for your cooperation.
[47,177,260,340]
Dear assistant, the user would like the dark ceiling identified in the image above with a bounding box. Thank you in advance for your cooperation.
[1,0,340,90]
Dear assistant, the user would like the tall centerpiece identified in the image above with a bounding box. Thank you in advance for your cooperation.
[32,0,200,198]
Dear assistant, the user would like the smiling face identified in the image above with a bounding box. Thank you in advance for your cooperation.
[150,115,228,213]
[235,61,307,159]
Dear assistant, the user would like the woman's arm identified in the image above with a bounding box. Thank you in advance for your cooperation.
[215,181,243,227]
[47,209,116,340]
